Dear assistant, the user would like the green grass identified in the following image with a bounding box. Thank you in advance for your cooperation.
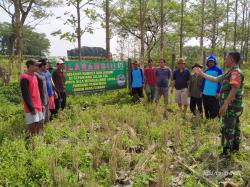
[0,88,249,186]
[0,68,250,186]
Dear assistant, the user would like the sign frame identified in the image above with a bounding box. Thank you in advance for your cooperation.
[64,60,127,94]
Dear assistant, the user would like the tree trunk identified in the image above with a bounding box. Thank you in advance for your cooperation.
[106,0,111,59]
[240,0,246,56]
[179,0,184,58]
[77,0,82,61]
[17,31,24,78]
[200,0,205,64]
[160,0,164,58]
[140,0,145,66]
[246,11,250,64]
[14,0,23,78]
[233,0,238,50]
[119,36,125,60]
[171,54,176,72]
[7,34,16,83]
[203,51,206,68]
[133,37,138,59]
[139,0,145,67]
[211,0,217,54]
[223,0,230,52]
[146,44,153,60]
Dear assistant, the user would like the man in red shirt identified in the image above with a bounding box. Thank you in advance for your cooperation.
[20,59,44,135]
[144,59,157,102]
[52,59,66,115]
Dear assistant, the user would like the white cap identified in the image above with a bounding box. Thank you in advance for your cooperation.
[57,59,64,64]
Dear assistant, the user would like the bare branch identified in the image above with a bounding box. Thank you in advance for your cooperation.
[31,16,51,28]
[25,14,50,27]
[79,0,94,9]
[21,0,35,24]
[0,2,13,16]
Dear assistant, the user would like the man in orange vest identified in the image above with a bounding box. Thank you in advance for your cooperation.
[20,59,44,135]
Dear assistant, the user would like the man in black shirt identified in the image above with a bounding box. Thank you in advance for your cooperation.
[173,58,191,117]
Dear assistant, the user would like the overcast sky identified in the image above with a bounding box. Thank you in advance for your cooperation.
[0,3,203,58]
[0,5,118,57]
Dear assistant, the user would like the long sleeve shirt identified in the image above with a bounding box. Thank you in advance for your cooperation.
[189,74,203,98]
[52,69,66,93]
[35,72,49,106]
[130,68,144,88]
[20,73,42,113]
[202,66,223,96]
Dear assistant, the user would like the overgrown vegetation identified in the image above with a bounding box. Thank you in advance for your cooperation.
[0,71,250,186]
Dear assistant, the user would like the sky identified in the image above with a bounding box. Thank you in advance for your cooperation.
[0,3,202,58]
[0,5,118,57]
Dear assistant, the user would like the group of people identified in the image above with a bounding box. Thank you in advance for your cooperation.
[130,52,244,157]
[19,52,244,158]
[130,55,222,119]
[20,58,67,135]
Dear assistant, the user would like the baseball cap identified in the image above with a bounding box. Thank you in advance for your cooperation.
[38,58,48,66]
[56,59,64,64]
[26,59,40,67]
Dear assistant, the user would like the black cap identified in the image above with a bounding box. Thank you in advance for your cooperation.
[26,59,40,67]
[38,58,48,66]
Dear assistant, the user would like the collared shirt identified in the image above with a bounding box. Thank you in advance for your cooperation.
[35,72,49,106]
[144,67,157,86]
[189,74,203,98]
[173,68,190,90]
[52,69,66,92]
[155,67,171,88]
[43,70,54,96]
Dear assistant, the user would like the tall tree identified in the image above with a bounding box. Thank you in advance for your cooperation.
[139,0,145,65]
[160,0,164,58]
[246,11,250,63]
[211,0,218,54]
[0,22,50,56]
[233,0,238,49]
[0,0,61,82]
[112,0,179,59]
[200,0,205,63]
[179,0,184,58]
[52,0,97,61]
[106,0,111,59]
[76,0,82,60]
[14,0,23,77]
[240,0,247,55]
[223,0,230,52]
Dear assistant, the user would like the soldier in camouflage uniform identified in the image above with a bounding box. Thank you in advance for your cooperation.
[194,52,244,157]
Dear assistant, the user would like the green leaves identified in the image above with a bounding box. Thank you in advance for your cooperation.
[51,0,97,45]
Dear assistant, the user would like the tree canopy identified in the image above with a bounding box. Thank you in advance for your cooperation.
[0,22,50,56]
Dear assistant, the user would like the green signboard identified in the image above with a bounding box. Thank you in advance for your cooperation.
[65,61,127,94]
